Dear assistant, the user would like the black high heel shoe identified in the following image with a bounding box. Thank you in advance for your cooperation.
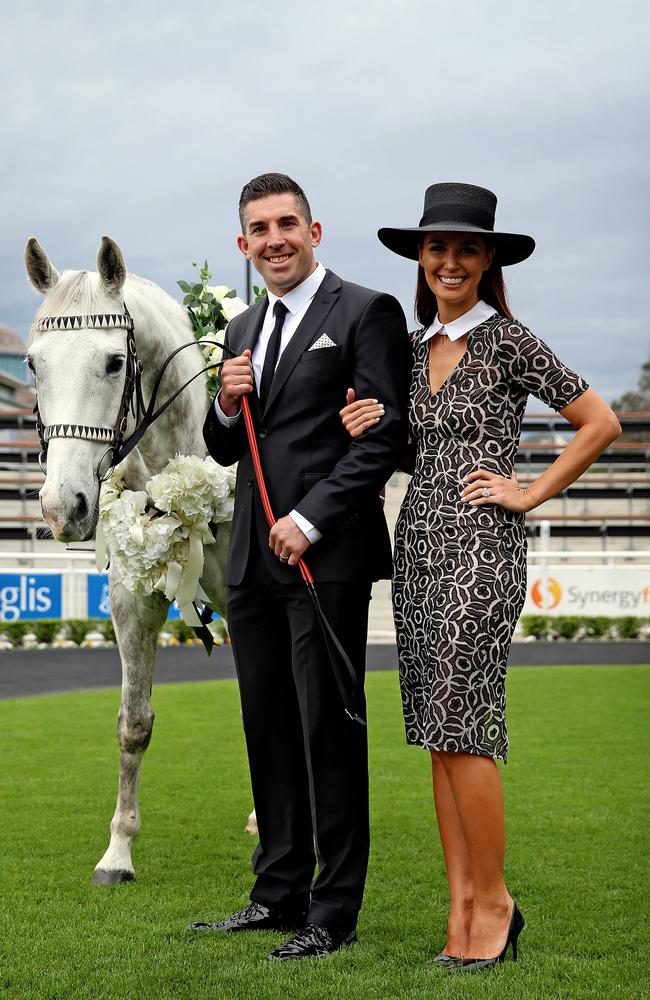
[454,902,525,973]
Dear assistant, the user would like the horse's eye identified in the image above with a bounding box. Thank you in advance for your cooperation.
[106,356,125,375]
[26,356,35,373]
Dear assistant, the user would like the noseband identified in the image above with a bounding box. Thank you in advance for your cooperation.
[32,307,145,481]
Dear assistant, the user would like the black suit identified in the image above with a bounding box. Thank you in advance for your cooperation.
[203,268,410,931]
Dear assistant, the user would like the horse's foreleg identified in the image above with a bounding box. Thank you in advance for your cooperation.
[93,581,167,884]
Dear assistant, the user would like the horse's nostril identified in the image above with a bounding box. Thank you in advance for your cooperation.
[75,492,89,520]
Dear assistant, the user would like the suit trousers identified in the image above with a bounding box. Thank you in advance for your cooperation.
[227,535,372,932]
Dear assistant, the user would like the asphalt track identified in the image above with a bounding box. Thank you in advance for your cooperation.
[0,642,647,699]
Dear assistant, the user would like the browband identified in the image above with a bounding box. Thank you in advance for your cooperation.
[31,312,134,333]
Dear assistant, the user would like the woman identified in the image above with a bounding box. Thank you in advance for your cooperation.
[340,183,620,971]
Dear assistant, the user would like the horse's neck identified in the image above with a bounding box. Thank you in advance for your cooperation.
[120,275,209,490]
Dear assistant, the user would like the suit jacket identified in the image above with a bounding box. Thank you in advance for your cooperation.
[203,268,412,585]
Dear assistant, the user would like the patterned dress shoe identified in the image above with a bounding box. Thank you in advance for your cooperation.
[187,901,306,933]
[267,923,357,960]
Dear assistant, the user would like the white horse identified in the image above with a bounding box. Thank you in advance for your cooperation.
[25,236,231,882]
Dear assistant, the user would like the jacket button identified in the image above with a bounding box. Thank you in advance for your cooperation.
[247,477,254,486]
[259,428,268,439]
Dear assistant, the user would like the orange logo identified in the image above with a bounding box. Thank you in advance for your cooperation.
[531,577,562,610]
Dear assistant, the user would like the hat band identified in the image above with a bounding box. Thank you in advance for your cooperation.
[419,203,494,231]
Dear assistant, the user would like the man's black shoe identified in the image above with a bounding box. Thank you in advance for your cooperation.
[267,923,357,960]
[188,901,306,933]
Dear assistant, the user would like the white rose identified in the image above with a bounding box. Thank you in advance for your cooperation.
[220,296,249,322]
[206,285,231,303]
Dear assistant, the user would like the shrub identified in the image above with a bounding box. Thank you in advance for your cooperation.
[64,619,92,645]
[2,621,30,646]
[584,616,612,639]
[552,616,583,640]
[616,616,642,639]
[519,615,549,639]
[32,620,60,644]
[97,619,116,644]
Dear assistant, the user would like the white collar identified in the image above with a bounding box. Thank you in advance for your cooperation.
[421,299,497,343]
[267,262,326,316]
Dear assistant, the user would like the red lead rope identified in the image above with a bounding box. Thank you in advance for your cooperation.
[240,394,366,726]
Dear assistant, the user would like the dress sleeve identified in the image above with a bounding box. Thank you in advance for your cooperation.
[499,320,590,411]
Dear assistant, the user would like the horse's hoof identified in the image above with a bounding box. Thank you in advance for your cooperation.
[92,868,135,884]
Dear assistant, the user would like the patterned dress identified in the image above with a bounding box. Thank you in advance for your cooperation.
[392,314,589,761]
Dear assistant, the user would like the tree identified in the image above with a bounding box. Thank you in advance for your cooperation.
[611,358,650,412]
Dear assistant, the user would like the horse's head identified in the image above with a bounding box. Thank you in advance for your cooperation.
[25,236,133,541]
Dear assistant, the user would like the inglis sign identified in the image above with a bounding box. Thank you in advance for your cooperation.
[0,573,62,622]
[524,566,650,616]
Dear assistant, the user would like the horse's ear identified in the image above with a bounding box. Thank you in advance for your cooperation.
[97,236,127,293]
[24,238,60,293]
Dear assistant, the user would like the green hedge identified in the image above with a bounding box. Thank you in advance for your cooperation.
[519,615,650,640]
[0,616,229,648]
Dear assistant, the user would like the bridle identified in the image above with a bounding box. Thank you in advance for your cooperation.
[31,305,222,482]
[32,306,145,481]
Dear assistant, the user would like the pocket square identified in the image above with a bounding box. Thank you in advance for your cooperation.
[308,334,338,351]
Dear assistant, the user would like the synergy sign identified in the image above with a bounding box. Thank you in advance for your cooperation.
[0,573,62,622]
[524,566,650,616]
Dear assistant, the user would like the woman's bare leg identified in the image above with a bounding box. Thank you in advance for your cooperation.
[437,751,513,958]
[430,751,474,956]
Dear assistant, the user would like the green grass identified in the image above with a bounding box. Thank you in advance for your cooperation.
[0,666,648,1000]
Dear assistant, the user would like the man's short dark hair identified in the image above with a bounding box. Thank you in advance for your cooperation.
[239,173,312,230]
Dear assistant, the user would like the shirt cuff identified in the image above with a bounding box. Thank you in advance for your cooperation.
[289,509,323,544]
[214,390,241,427]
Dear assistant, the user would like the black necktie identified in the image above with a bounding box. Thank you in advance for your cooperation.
[259,300,288,410]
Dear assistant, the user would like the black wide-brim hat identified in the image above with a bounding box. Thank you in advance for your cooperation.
[378,182,535,266]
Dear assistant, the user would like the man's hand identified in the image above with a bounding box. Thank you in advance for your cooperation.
[269,516,311,567]
[219,349,254,416]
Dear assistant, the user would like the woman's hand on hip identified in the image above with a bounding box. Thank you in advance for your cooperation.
[462,469,534,513]
[339,388,385,439]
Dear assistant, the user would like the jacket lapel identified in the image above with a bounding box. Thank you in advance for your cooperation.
[262,270,342,418]
[230,296,268,423]
[231,296,268,355]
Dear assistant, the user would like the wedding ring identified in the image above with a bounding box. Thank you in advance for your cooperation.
[279,554,289,562]
[482,487,491,497]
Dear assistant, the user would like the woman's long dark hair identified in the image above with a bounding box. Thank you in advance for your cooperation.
[414,241,513,327]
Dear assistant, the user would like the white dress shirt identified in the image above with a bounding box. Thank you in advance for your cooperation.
[215,262,327,543]
[421,299,497,343]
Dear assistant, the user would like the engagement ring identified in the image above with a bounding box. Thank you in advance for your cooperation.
[279,555,289,562]
[482,487,491,497]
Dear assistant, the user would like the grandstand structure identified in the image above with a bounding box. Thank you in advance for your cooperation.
[0,407,647,550]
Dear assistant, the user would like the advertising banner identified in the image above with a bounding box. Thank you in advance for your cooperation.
[0,573,63,622]
[523,565,650,617]
[87,574,180,620]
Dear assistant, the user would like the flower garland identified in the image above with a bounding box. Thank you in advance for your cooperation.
[97,456,236,626]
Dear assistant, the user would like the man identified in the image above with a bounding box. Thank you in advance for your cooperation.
[191,173,410,960]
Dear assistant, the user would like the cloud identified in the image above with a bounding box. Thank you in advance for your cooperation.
[2,0,648,400]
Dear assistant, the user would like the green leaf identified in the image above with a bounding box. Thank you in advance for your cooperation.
[192,283,204,296]
[182,294,194,305]
[224,289,237,299]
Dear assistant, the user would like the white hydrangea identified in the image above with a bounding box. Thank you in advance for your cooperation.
[99,456,236,597]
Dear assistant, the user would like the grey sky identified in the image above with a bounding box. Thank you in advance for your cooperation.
[2,0,648,402]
